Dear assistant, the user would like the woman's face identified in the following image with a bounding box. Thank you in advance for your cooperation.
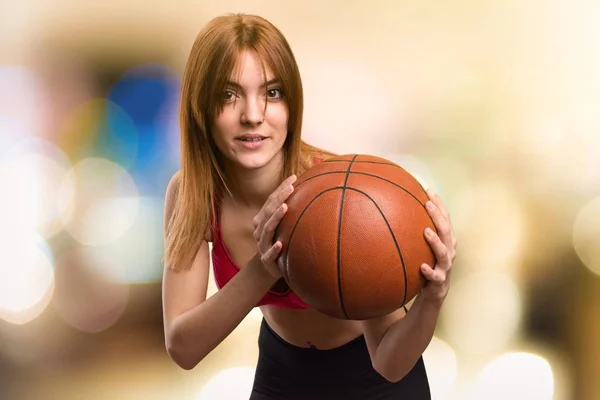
[211,50,289,171]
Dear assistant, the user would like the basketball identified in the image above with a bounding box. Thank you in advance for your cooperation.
[274,154,436,320]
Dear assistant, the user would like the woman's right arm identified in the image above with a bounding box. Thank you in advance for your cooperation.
[161,173,296,370]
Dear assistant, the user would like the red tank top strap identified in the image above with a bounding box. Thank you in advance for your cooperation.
[313,152,325,165]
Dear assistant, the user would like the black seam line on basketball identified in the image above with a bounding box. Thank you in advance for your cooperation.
[284,187,343,301]
[296,171,427,207]
[336,155,358,320]
[349,171,437,233]
[344,186,409,307]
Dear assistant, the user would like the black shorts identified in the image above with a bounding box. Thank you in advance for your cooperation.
[250,319,431,400]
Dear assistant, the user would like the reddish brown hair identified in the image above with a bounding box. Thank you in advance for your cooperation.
[165,14,333,270]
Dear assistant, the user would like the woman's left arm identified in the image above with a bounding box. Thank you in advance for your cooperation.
[361,189,457,382]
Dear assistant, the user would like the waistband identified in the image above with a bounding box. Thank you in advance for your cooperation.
[254,318,431,399]
[260,318,368,361]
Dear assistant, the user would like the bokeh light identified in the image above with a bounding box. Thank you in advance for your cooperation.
[0,65,48,147]
[196,367,257,400]
[0,233,54,325]
[573,195,600,277]
[472,352,554,400]
[0,137,72,238]
[107,63,181,195]
[0,2,597,399]
[57,158,139,246]
[442,272,522,355]
[107,64,179,131]
[422,336,458,400]
[452,179,526,275]
[207,244,219,297]
[384,153,438,193]
[84,197,164,284]
[520,108,600,195]
[424,157,473,228]
[302,58,397,155]
[53,248,129,333]
[247,308,264,324]
[57,98,139,168]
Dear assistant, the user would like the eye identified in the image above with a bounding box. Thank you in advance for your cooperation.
[266,88,283,100]
[223,89,238,103]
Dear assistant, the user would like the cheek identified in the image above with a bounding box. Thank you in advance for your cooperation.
[271,106,289,133]
[210,123,231,154]
[212,111,236,137]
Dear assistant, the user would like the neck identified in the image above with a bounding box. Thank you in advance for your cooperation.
[222,153,285,209]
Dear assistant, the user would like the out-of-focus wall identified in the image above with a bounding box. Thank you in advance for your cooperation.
[1,1,599,399]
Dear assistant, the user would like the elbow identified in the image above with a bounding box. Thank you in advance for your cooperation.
[165,327,201,370]
[373,359,409,383]
[175,358,198,371]
[377,368,408,383]
[166,344,197,371]
[376,369,405,383]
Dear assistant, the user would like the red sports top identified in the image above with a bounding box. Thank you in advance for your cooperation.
[211,214,310,309]
[210,156,324,309]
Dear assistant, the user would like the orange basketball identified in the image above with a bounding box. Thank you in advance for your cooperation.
[275,154,436,320]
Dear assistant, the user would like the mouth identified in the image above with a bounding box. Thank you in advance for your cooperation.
[236,134,267,142]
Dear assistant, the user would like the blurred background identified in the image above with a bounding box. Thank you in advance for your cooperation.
[1,0,599,399]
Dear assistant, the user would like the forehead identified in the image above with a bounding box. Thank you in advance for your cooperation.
[230,50,276,85]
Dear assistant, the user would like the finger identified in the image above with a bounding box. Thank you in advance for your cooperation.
[270,174,296,208]
[426,189,459,253]
[275,175,296,204]
[254,175,296,232]
[426,188,451,223]
[420,263,445,283]
[261,241,283,264]
[261,175,296,225]
[425,200,453,248]
[259,203,288,252]
[424,228,451,270]
[282,173,298,187]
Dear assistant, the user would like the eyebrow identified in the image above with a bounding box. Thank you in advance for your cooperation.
[225,78,281,90]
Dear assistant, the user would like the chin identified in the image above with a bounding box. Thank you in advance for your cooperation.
[236,153,276,170]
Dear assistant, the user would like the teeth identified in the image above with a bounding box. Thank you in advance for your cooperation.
[240,137,263,142]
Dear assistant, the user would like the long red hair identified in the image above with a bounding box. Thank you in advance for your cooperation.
[165,14,333,271]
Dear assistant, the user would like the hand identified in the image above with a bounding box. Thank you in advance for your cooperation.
[420,188,457,306]
[252,174,297,279]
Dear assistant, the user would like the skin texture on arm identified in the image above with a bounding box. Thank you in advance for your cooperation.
[163,250,278,370]
[162,173,297,370]
[361,189,458,382]
[162,173,281,370]
[362,295,441,382]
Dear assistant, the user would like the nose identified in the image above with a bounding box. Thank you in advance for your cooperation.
[240,96,265,126]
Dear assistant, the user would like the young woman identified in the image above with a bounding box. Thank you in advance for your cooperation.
[162,13,456,399]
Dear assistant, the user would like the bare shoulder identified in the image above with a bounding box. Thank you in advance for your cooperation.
[163,170,212,242]
[166,171,182,203]
[164,171,182,228]
[162,169,211,324]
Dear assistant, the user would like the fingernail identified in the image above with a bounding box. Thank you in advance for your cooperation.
[426,201,435,210]
[425,227,434,236]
